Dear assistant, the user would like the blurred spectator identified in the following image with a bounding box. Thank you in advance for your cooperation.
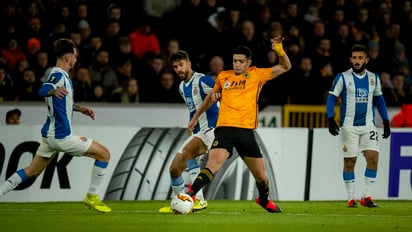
[152,69,182,103]
[383,72,405,107]
[73,65,94,102]
[0,0,24,42]
[2,38,27,72]
[110,77,139,104]
[290,56,323,105]
[380,71,392,88]
[15,67,42,101]
[391,83,412,127]
[128,21,161,59]
[330,22,354,73]
[138,53,165,102]
[32,50,51,80]
[143,0,181,19]
[90,82,106,102]
[5,108,21,125]
[26,37,42,66]
[310,37,334,103]
[367,40,386,74]
[25,17,49,48]
[207,55,224,79]
[0,63,15,101]
[12,58,30,84]
[78,19,93,50]
[235,19,267,66]
[162,38,180,67]
[88,49,119,98]
[111,36,140,76]
[284,23,306,57]
[114,54,134,86]
[392,43,409,73]
[78,33,103,66]
[102,19,123,55]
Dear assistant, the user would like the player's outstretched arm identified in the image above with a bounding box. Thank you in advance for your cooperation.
[187,91,218,134]
[271,35,292,78]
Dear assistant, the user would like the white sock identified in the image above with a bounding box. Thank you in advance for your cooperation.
[171,176,185,195]
[343,172,355,200]
[363,168,377,198]
[88,162,107,195]
[188,167,205,201]
[344,179,355,200]
[0,171,25,196]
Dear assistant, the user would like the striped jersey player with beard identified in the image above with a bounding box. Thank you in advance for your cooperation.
[159,50,218,213]
[327,44,391,208]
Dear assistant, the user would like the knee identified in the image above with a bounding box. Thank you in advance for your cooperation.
[101,147,111,162]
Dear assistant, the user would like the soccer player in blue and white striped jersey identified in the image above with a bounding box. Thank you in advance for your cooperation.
[0,39,112,213]
[326,44,391,208]
[159,50,218,213]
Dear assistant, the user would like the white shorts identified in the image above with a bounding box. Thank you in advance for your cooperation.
[36,135,93,158]
[178,128,215,154]
[340,125,379,158]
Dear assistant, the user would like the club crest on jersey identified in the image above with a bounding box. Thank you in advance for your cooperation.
[193,86,198,95]
[370,79,375,86]
[80,136,88,142]
[342,144,348,152]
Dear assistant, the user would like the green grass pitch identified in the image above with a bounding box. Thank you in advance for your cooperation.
[1,200,411,232]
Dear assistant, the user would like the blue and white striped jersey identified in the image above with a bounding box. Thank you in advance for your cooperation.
[179,72,218,133]
[40,67,74,139]
[329,69,383,127]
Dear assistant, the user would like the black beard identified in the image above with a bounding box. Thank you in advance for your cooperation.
[351,63,366,74]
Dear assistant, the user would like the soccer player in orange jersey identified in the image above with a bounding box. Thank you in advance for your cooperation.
[186,35,291,213]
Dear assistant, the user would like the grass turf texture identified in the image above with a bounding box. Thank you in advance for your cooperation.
[1,200,411,232]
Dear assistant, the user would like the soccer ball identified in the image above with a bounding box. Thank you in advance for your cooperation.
[170,193,194,215]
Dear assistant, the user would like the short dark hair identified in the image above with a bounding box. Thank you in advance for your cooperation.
[351,44,368,54]
[53,38,76,59]
[6,108,21,121]
[232,46,252,59]
[169,50,190,63]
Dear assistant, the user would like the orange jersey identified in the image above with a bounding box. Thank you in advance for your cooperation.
[214,66,274,129]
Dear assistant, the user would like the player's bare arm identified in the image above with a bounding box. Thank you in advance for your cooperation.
[187,90,218,134]
[270,35,292,78]
[74,104,95,120]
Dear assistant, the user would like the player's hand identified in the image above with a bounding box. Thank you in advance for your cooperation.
[187,117,197,135]
[51,86,68,99]
[80,106,95,120]
[382,120,391,139]
[328,117,340,136]
[271,35,286,56]
[211,92,221,102]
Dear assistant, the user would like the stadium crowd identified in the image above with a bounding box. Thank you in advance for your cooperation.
[1,0,411,108]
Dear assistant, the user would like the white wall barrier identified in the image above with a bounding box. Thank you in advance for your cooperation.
[1,126,411,202]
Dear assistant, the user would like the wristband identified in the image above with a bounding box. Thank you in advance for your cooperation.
[273,43,286,56]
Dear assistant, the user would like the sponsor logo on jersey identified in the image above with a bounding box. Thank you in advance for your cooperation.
[356,88,368,102]
[223,80,246,90]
